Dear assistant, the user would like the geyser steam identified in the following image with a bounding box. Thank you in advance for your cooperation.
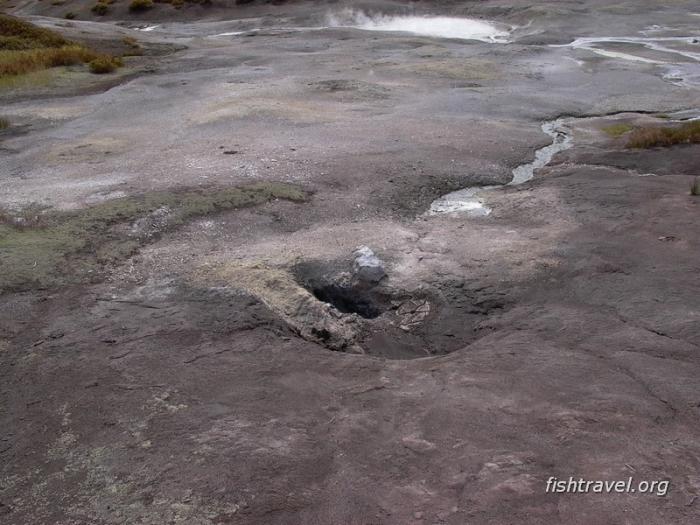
[327,10,510,43]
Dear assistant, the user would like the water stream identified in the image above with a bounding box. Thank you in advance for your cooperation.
[429,119,573,216]
[554,36,700,88]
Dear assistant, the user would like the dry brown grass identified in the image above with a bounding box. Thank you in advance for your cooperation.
[129,0,154,11]
[91,2,110,15]
[627,121,700,149]
[0,13,69,50]
[0,46,100,76]
[89,55,123,74]
[0,14,123,79]
[122,36,143,56]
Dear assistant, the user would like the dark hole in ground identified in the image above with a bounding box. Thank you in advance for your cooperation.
[311,283,383,319]
[293,260,386,320]
[293,261,513,359]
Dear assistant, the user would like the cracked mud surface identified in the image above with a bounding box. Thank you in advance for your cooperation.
[1,1,700,523]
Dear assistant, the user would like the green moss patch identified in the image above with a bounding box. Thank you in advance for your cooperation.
[0,183,308,292]
[602,123,633,138]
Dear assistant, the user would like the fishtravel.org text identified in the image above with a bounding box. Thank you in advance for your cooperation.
[546,477,669,496]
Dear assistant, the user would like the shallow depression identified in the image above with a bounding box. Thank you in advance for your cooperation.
[212,12,511,43]
[327,11,511,42]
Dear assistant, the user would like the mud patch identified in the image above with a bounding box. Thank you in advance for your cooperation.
[388,58,501,81]
[309,79,391,101]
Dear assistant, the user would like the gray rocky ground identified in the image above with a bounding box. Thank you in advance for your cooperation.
[1,1,699,523]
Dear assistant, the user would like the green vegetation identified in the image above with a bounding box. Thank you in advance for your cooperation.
[91,2,109,15]
[602,123,633,138]
[129,0,154,12]
[692,177,700,197]
[0,183,308,292]
[64,12,77,20]
[626,121,700,149]
[89,55,123,74]
[0,117,8,130]
[0,14,122,79]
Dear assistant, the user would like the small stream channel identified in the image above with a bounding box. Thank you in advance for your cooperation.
[429,118,573,216]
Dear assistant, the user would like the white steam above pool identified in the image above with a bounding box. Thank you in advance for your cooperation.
[327,12,510,43]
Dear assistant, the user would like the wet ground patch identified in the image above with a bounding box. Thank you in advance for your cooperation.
[0,182,308,292]
[384,171,510,217]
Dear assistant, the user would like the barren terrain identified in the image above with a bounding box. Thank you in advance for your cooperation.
[1,1,699,523]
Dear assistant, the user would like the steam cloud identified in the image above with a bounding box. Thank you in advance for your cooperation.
[326,10,510,43]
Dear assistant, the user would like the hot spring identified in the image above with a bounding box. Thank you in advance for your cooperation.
[327,12,511,43]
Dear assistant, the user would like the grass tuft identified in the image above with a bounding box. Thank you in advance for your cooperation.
[691,177,700,197]
[122,36,143,56]
[0,117,9,130]
[91,2,109,15]
[627,121,700,149]
[89,55,123,74]
[129,0,154,11]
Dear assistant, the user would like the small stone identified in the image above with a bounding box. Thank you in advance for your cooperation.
[353,246,386,284]
[401,435,436,453]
